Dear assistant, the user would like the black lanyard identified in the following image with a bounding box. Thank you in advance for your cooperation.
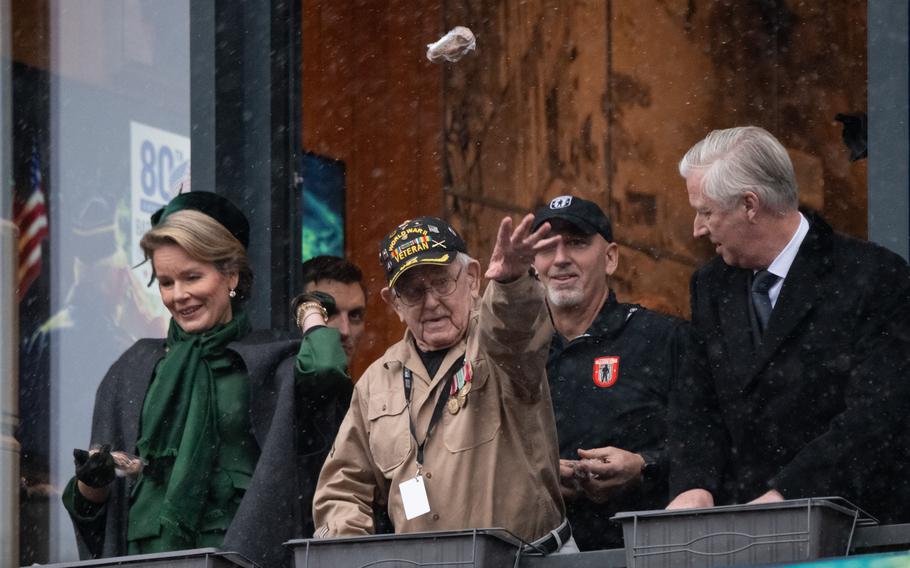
[402,354,466,467]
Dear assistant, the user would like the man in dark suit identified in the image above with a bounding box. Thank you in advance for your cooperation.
[667,126,910,523]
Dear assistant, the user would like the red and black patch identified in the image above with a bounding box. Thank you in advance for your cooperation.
[592,356,620,388]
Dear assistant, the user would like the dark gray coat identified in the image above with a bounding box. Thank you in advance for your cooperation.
[68,330,351,568]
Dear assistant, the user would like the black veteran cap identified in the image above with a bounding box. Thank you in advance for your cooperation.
[379,216,468,287]
[151,191,250,249]
[532,195,613,242]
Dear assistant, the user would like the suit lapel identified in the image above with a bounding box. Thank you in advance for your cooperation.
[757,256,819,357]
[743,219,831,389]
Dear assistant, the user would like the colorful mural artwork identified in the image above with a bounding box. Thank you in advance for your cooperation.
[300,152,346,260]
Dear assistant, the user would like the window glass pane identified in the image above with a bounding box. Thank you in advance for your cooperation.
[15,1,188,562]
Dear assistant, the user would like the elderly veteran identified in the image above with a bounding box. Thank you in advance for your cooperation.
[313,214,571,552]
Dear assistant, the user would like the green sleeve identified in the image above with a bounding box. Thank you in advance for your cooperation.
[294,326,352,399]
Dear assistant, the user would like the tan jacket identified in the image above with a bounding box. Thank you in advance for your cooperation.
[313,275,565,543]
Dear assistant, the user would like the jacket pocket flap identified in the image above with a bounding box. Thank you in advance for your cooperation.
[366,389,411,472]
[367,390,408,421]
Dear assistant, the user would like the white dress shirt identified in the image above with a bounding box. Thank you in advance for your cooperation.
[761,212,810,308]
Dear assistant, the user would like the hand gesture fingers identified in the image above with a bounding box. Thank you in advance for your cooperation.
[574,447,645,502]
[485,214,554,281]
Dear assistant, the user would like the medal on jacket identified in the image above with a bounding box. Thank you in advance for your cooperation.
[447,361,473,414]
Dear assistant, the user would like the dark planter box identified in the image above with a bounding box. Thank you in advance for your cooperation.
[24,548,257,568]
[611,498,873,568]
[286,529,524,568]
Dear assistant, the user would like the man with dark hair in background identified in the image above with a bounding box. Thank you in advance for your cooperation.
[302,256,367,361]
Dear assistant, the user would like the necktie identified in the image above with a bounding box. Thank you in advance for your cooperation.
[751,269,780,334]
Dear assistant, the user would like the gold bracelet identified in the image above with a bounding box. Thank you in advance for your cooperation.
[296,301,328,328]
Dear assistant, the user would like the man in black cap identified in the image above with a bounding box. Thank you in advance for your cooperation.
[532,195,686,550]
[313,214,573,553]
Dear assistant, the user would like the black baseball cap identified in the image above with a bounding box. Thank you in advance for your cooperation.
[532,195,613,242]
[151,191,250,249]
[379,216,468,287]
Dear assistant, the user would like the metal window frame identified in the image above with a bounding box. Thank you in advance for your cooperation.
[189,0,303,331]
[868,0,910,260]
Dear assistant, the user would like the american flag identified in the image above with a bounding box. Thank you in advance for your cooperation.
[14,144,48,302]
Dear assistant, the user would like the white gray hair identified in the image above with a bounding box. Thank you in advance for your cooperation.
[679,126,798,213]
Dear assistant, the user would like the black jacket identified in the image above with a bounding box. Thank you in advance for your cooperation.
[548,291,686,550]
[670,214,910,523]
[65,330,352,568]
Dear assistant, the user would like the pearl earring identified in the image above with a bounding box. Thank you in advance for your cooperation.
[229,289,237,298]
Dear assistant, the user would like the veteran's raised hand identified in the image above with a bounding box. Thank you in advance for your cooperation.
[485,213,560,282]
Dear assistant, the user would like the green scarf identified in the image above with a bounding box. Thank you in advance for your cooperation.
[136,311,250,546]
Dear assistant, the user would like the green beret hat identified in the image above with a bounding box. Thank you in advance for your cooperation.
[150,192,250,249]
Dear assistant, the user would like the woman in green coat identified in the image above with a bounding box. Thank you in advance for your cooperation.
[63,192,353,568]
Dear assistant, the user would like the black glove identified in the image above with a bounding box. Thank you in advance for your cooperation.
[73,444,116,488]
[291,291,338,318]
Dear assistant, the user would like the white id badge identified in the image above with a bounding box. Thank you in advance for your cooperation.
[399,475,431,520]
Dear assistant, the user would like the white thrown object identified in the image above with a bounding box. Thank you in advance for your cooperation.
[427,26,476,63]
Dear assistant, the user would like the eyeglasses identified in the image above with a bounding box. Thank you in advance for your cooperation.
[394,265,464,307]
